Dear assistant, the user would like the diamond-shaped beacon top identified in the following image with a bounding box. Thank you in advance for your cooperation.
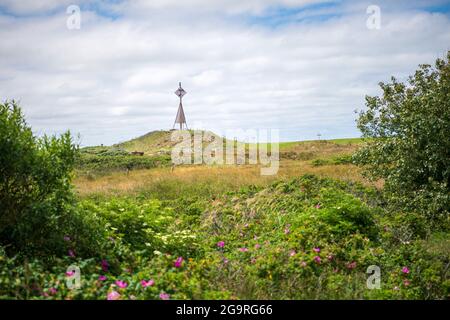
[174,82,187,98]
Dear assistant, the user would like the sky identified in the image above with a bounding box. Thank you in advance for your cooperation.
[1,0,449,146]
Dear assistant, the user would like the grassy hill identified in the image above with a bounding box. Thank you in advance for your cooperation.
[77,130,363,177]
[90,129,363,156]
[114,130,225,155]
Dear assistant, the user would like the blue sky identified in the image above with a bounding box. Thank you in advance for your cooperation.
[0,0,449,145]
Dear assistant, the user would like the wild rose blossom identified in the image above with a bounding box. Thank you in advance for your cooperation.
[217,241,225,248]
[160,293,170,300]
[107,291,120,300]
[48,288,57,295]
[254,244,261,249]
[68,250,75,258]
[403,280,411,286]
[115,280,128,288]
[98,275,107,281]
[347,261,357,270]
[174,257,184,268]
[238,247,249,252]
[289,250,296,257]
[101,259,109,272]
[401,267,410,274]
[65,270,75,277]
[313,256,321,264]
[313,247,320,253]
[141,279,155,287]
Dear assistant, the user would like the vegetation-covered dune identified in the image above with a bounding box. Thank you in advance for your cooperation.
[0,53,449,300]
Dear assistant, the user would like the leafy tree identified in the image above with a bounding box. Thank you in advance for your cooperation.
[354,52,450,224]
[0,100,78,254]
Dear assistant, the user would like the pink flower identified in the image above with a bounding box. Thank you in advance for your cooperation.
[68,249,75,258]
[115,280,128,288]
[223,258,229,264]
[238,247,249,252]
[347,261,357,270]
[300,261,307,267]
[313,247,320,253]
[48,287,57,295]
[313,256,321,264]
[107,291,120,300]
[289,250,296,257]
[159,293,170,300]
[98,275,107,281]
[101,259,109,272]
[64,236,71,242]
[141,279,155,287]
[315,203,321,209]
[284,228,290,235]
[174,256,184,268]
[65,270,75,277]
[217,241,225,248]
[327,254,334,261]
[254,244,261,249]
[403,280,411,286]
[401,267,410,274]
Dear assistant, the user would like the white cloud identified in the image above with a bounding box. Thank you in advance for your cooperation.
[0,0,75,14]
[0,1,449,145]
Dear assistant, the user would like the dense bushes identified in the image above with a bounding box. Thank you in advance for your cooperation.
[1,175,447,299]
[200,175,448,299]
[0,101,82,255]
[354,52,450,224]
[76,152,171,174]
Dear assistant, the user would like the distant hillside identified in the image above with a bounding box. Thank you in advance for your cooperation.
[114,130,224,155]
[112,130,363,156]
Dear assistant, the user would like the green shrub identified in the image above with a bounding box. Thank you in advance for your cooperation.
[76,153,171,174]
[311,154,353,166]
[0,101,80,255]
[354,52,450,224]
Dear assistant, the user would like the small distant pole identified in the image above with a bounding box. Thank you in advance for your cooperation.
[317,133,322,141]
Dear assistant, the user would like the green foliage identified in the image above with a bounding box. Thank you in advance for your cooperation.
[354,52,450,223]
[0,175,447,299]
[76,152,171,174]
[311,154,353,166]
[0,101,80,255]
[78,198,198,254]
